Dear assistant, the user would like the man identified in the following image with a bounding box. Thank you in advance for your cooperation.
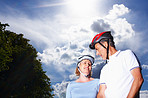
[89,31,143,98]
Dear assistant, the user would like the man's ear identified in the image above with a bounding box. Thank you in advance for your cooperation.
[103,41,108,48]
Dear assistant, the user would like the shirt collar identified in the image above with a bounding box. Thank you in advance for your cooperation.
[109,50,121,60]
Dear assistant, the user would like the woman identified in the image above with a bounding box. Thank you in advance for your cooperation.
[66,55,100,98]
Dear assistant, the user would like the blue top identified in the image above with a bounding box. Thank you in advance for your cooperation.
[66,79,100,98]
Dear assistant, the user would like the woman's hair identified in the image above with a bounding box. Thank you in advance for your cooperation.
[75,67,80,76]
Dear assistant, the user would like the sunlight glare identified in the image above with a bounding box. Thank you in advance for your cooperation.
[66,0,98,17]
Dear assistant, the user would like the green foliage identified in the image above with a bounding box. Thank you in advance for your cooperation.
[0,22,54,97]
[0,23,12,71]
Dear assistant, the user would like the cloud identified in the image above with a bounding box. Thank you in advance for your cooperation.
[142,65,148,70]
[0,15,60,51]
[52,74,78,98]
[91,19,111,33]
[34,2,68,8]
[140,90,148,98]
[52,81,70,98]
[106,4,130,19]
[69,74,78,80]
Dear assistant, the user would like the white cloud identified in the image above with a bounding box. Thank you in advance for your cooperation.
[103,4,135,46]
[140,90,148,98]
[69,74,78,80]
[52,73,78,98]
[0,16,61,50]
[34,2,68,8]
[52,81,70,98]
[106,4,130,20]
[142,65,148,70]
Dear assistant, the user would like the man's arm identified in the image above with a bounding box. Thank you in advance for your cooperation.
[97,84,106,98]
[127,67,144,98]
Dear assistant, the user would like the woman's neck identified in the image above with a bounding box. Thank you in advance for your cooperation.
[76,75,93,83]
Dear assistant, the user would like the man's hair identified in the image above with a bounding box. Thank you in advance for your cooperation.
[100,38,116,48]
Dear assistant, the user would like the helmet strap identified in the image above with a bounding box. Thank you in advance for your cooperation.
[106,39,109,63]
[99,42,106,49]
[99,40,109,63]
[77,66,91,78]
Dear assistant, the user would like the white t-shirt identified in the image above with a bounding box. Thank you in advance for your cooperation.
[100,50,140,98]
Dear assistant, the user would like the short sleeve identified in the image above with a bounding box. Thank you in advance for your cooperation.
[99,68,106,84]
[124,50,140,71]
[66,83,72,98]
[96,79,100,92]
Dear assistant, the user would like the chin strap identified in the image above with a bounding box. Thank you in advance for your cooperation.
[106,39,109,63]
[99,39,109,63]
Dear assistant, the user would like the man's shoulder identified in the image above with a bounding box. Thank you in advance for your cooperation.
[121,49,132,53]
[119,49,133,56]
[100,63,108,72]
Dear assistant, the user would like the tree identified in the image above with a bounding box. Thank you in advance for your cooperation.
[0,22,54,97]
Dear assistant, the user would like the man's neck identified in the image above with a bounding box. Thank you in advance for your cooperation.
[109,47,117,56]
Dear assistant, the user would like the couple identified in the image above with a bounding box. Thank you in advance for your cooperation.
[66,31,143,98]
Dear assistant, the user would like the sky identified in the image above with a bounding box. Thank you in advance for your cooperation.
[0,0,148,97]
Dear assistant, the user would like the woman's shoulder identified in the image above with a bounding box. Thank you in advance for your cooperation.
[93,78,100,81]
[68,81,76,85]
[92,78,100,83]
[67,81,76,89]
[90,78,99,81]
[86,78,100,84]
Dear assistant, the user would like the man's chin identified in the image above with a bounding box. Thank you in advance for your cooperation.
[102,58,106,60]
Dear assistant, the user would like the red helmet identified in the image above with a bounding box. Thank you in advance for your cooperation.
[89,31,113,49]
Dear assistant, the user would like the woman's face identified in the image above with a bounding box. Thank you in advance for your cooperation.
[79,59,92,75]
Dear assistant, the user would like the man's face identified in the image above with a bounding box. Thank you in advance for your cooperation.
[95,42,107,60]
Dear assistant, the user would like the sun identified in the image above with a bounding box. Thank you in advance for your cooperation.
[66,0,98,17]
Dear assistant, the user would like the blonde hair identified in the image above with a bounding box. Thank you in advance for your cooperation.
[75,67,80,76]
